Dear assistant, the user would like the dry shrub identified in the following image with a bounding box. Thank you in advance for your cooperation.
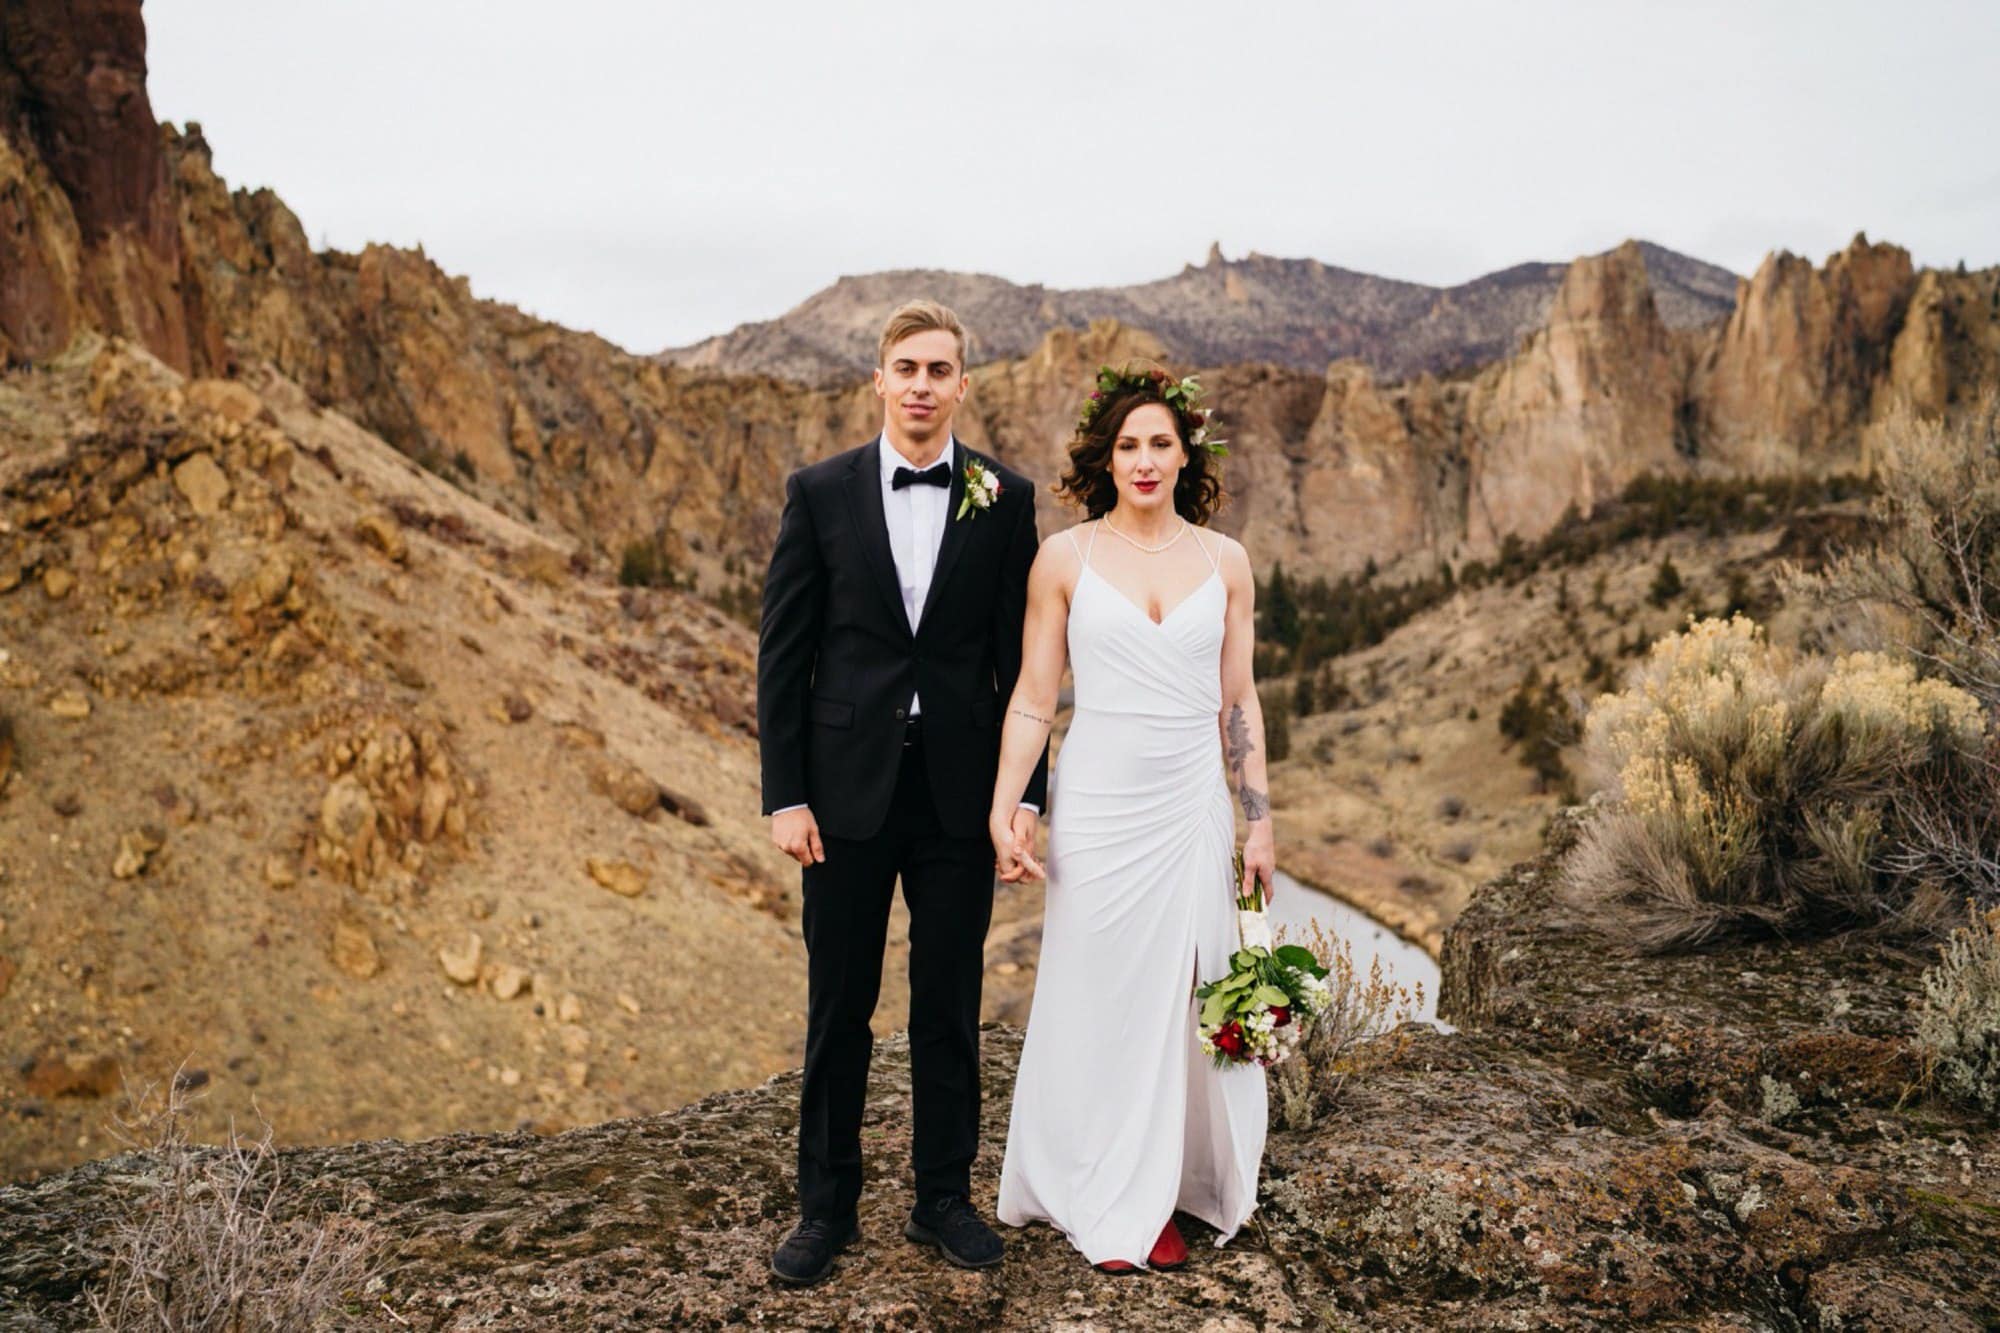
[1269,920,1425,1130]
[85,1063,378,1331]
[1782,398,2000,708]
[1915,903,2000,1119]
[1564,613,1991,951]
[1783,396,2000,904]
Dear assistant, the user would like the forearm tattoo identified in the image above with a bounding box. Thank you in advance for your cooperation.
[1225,704,1271,820]
[1010,706,1052,725]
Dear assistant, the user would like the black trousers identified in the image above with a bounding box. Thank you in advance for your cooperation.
[796,725,995,1222]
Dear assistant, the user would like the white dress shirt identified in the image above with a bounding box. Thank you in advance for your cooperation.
[879,433,955,712]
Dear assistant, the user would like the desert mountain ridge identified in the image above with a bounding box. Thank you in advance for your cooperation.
[4,0,1997,606]
[657,239,1743,385]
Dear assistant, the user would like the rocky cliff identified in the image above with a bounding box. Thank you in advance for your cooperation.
[0,0,190,372]
[1,807,1991,1329]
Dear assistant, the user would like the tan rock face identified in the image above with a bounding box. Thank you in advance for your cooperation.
[1878,266,2000,425]
[1233,361,1461,575]
[0,0,190,371]
[1465,240,1686,550]
[1693,234,1917,472]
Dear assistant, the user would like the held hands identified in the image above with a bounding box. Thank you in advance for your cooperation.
[771,807,825,866]
[1239,821,1277,903]
[990,806,1044,883]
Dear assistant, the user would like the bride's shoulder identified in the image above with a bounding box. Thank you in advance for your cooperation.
[1038,520,1094,558]
[1200,528,1252,569]
[1031,521,1091,583]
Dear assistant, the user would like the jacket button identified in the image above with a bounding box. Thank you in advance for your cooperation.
[894,707,907,721]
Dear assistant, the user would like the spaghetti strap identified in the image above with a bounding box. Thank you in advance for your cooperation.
[1075,521,1099,570]
[1192,526,1220,573]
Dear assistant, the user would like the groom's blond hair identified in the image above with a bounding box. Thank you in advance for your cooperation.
[878,300,968,371]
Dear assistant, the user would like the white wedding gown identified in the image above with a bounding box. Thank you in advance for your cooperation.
[997,525,1266,1266]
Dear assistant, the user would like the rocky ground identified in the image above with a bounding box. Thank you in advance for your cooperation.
[1,807,1992,1330]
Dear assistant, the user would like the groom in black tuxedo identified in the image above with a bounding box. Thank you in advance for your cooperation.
[758,300,1047,1285]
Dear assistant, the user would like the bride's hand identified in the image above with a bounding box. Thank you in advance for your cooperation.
[1241,823,1277,903]
[990,808,1045,883]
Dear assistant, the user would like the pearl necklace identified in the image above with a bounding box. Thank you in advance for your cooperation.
[1102,515,1188,554]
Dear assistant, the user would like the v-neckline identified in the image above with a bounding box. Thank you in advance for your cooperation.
[1082,563,1220,628]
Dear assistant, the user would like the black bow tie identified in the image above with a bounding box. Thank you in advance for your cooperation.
[891,462,952,491]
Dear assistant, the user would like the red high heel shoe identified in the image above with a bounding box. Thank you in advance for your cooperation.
[1148,1218,1188,1271]
[1093,1258,1140,1275]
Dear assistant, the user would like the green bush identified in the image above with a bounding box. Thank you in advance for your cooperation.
[619,537,677,589]
[1647,554,1683,607]
[1564,614,1991,951]
[1497,665,1575,797]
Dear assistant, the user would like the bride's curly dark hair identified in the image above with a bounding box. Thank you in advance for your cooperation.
[1052,367,1225,524]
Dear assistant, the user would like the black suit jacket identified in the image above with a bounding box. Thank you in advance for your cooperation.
[758,438,1049,841]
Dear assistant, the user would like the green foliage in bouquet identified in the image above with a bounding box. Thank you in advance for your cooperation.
[1196,852,1333,1066]
[1196,944,1328,1030]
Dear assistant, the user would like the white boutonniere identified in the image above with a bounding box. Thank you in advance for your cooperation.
[956,458,1002,520]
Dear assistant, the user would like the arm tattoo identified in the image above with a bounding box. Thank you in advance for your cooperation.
[1225,704,1268,819]
[1010,706,1052,725]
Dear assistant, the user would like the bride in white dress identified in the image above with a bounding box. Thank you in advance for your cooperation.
[986,368,1277,1273]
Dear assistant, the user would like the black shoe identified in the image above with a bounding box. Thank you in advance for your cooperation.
[904,1194,1004,1269]
[770,1216,859,1287]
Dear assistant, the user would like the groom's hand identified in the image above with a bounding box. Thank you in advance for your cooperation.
[772,807,825,865]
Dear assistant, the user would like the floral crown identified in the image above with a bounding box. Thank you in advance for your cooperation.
[1077,364,1228,456]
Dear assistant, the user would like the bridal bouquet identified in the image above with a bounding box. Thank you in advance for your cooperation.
[1195,854,1332,1067]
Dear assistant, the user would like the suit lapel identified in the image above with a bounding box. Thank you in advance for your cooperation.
[844,440,913,642]
[917,440,975,638]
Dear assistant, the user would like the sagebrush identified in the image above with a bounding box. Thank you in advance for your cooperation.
[1915,903,2000,1119]
[1564,613,1992,951]
[1781,398,2000,905]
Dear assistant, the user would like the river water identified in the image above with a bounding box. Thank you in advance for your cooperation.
[1265,871,1442,1025]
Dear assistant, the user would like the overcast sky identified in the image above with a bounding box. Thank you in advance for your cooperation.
[147,1,2000,354]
